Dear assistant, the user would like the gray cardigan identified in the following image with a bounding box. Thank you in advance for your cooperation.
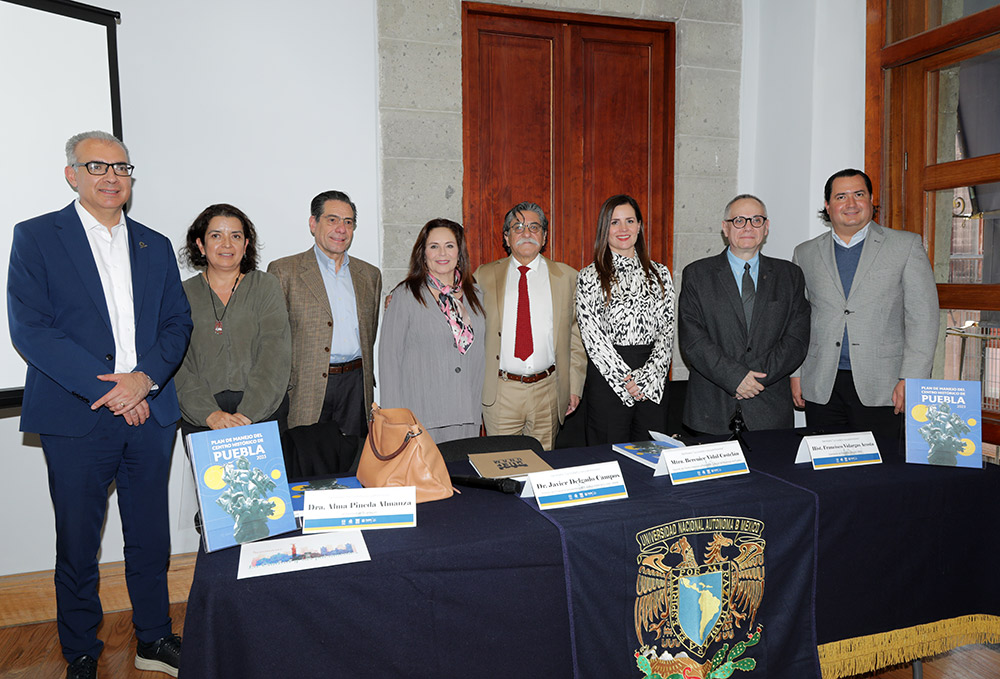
[378,283,485,430]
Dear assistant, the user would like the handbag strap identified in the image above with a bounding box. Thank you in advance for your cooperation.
[367,421,423,461]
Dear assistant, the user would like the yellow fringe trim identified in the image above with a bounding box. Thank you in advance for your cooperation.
[818,614,1000,678]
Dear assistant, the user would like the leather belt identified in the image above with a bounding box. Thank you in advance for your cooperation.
[329,358,363,374]
[498,365,555,384]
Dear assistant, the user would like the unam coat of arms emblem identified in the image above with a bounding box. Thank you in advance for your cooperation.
[632,516,766,679]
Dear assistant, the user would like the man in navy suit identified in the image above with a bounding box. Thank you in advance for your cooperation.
[678,194,810,435]
[7,131,191,679]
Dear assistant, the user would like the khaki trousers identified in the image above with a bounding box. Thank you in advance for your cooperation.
[482,373,559,450]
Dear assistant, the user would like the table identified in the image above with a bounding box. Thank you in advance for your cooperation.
[742,428,1000,678]
[179,473,572,677]
[180,445,821,679]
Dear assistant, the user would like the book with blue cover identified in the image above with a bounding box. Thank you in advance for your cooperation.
[186,421,298,552]
[905,379,982,468]
[612,439,684,469]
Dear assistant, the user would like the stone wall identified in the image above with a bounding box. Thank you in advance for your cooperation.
[377,0,742,276]
[376,0,742,377]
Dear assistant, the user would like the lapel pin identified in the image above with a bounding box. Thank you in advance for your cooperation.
[139,241,147,248]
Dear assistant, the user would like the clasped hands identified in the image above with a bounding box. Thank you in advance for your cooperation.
[206,410,252,429]
[91,371,154,426]
[735,371,767,400]
[624,375,646,402]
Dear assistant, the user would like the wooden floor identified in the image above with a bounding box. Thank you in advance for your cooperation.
[0,608,995,677]
[0,603,185,679]
[862,645,1000,679]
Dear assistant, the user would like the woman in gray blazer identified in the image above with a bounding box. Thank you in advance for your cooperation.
[378,219,486,443]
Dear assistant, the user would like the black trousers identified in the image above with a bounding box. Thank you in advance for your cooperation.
[583,344,668,446]
[320,367,367,438]
[804,369,902,450]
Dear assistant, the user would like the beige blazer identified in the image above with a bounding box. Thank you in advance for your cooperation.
[268,249,382,428]
[475,255,586,424]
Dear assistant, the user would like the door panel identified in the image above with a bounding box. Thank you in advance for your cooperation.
[463,4,674,272]
[576,24,669,268]
[463,15,559,267]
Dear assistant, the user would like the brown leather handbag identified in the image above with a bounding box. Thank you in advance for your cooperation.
[356,404,454,503]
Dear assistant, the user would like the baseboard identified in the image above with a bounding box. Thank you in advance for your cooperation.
[0,552,196,628]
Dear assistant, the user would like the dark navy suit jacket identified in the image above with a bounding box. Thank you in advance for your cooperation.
[8,202,191,435]
[678,250,810,435]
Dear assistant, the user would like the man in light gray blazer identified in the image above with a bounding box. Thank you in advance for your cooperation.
[791,169,939,442]
[679,194,810,435]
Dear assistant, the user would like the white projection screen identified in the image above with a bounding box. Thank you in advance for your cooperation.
[0,0,121,403]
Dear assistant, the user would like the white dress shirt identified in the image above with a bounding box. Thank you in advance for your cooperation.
[833,221,870,248]
[500,254,555,375]
[76,200,136,373]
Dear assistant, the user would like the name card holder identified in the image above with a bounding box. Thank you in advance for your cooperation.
[302,486,416,533]
[523,461,628,511]
[662,441,749,485]
[795,431,882,469]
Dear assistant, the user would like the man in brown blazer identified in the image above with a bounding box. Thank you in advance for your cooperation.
[268,190,381,435]
[474,201,586,450]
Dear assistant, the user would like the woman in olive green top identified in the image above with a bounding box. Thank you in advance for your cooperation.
[175,204,291,436]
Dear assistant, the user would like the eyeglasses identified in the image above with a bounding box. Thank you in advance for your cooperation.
[510,222,543,234]
[73,161,135,177]
[321,214,355,228]
[724,215,767,229]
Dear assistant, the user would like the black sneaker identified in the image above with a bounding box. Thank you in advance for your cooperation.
[134,633,181,677]
[67,654,97,679]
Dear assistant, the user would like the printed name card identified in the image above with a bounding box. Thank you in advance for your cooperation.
[524,461,628,510]
[662,441,749,485]
[795,431,882,469]
[302,486,416,533]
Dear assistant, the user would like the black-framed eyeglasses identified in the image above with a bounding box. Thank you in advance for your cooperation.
[725,215,767,229]
[73,161,135,177]
[511,222,543,234]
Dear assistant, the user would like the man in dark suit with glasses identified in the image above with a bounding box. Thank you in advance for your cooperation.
[679,194,810,435]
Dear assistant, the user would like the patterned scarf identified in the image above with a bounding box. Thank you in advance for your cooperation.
[428,271,475,354]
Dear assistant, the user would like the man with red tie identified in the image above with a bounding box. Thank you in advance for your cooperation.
[474,202,586,450]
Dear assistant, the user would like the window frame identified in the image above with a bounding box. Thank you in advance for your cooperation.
[866,0,1000,443]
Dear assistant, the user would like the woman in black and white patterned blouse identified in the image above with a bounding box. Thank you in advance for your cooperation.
[576,194,675,445]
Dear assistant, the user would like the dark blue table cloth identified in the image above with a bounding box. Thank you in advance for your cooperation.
[538,447,820,679]
[179,478,571,678]
[741,428,1000,677]
[180,444,822,679]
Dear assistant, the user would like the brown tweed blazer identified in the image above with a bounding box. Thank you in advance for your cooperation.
[268,249,382,428]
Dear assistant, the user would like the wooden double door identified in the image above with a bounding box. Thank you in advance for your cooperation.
[462,3,675,271]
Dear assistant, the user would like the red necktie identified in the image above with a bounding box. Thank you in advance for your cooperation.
[514,265,533,360]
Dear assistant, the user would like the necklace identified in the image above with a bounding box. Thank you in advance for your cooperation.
[206,271,241,334]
